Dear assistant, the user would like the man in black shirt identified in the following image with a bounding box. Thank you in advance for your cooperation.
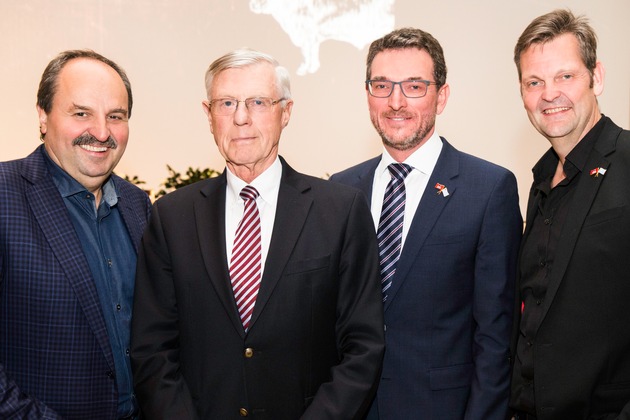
[510,9,630,419]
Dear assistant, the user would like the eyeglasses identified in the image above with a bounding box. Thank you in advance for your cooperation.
[365,80,437,98]
[209,97,285,116]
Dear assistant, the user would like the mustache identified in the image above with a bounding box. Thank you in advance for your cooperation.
[72,133,117,149]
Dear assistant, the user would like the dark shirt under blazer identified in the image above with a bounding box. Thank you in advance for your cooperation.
[0,145,151,420]
[510,116,630,419]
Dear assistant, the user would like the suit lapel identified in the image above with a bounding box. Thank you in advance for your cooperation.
[538,136,613,325]
[22,151,115,371]
[113,176,147,252]
[248,159,313,330]
[194,174,246,336]
[354,159,379,203]
[385,139,459,311]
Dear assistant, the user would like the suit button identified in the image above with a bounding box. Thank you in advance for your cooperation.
[107,370,114,379]
[244,348,254,358]
[239,407,248,416]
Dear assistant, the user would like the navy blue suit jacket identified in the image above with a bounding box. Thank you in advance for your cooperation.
[0,146,151,419]
[331,138,522,419]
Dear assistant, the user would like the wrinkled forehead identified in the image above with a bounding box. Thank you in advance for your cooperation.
[211,63,279,98]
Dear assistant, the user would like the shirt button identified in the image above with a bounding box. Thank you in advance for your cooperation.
[239,408,248,416]
[544,218,551,225]
[244,348,254,358]
[116,304,121,311]
[536,299,542,305]
[126,348,130,355]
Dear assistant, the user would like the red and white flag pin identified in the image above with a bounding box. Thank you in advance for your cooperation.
[589,167,607,177]
[435,183,449,197]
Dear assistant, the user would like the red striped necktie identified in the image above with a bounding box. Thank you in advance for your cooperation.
[230,185,261,331]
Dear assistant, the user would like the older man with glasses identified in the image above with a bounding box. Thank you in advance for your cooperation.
[130,48,385,420]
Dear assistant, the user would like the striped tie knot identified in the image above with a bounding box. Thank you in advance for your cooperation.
[388,162,412,183]
[240,185,259,202]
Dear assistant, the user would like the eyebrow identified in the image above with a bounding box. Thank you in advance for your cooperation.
[70,103,128,117]
[369,76,429,81]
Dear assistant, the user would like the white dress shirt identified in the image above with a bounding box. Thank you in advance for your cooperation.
[225,157,282,276]
[371,133,443,249]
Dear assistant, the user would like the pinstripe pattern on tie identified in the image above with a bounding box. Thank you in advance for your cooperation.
[230,185,261,331]
[377,163,412,302]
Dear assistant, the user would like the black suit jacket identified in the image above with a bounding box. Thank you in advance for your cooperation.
[511,117,630,419]
[131,157,385,419]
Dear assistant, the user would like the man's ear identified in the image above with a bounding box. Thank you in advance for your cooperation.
[202,100,214,134]
[37,105,48,139]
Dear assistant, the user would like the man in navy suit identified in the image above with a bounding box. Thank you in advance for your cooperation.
[330,28,522,419]
[510,10,630,419]
[131,49,384,419]
[0,50,151,419]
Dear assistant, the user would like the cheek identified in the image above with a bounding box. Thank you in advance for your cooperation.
[111,126,130,143]
[521,94,537,112]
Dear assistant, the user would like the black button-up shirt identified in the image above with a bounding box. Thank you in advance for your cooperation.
[511,117,606,414]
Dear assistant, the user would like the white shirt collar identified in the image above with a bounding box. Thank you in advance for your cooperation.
[376,131,443,177]
[225,156,283,205]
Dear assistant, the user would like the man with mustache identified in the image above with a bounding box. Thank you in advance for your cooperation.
[0,49,151,419]
[330,28,523,419]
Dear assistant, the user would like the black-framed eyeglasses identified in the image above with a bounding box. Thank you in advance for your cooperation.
[209,97,285,115]
[365,80,437,98]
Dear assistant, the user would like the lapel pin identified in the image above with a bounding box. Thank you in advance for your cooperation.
[435,183,449,197]
[589,167,607,177]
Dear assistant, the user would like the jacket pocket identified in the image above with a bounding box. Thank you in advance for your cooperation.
[583,205,625,227]
[283,255,330,275]
[429,363,473,390]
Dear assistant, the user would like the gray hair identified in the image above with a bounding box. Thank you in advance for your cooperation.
[204,48,291,103]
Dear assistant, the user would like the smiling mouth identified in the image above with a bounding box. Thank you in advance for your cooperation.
[79,144,110,152]
[542,107,570,115]
[386,114,412,122]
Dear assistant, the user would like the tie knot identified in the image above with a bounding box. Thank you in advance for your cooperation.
[240,185,259,201]
[387,163,412,182]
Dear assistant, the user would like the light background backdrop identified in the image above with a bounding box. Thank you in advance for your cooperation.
[1,0,629,214]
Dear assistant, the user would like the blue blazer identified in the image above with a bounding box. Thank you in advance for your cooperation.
[0,146,151,420]
[331,138,522,419]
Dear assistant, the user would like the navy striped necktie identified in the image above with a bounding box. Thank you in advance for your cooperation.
[377,163,412,302]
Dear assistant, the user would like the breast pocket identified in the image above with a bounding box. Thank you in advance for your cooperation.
[283,255,330,276]
[583,205,625,227]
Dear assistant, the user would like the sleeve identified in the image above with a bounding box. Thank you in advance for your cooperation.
[130,203,200,420]
[0,366,62,419]
[301,191,385,420]
[466,171,523,420]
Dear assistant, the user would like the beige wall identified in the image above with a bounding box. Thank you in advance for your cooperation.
[1,0,629,214]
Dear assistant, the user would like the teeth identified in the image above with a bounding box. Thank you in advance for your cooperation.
[543,107,570,114]
[80,144,108,152]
